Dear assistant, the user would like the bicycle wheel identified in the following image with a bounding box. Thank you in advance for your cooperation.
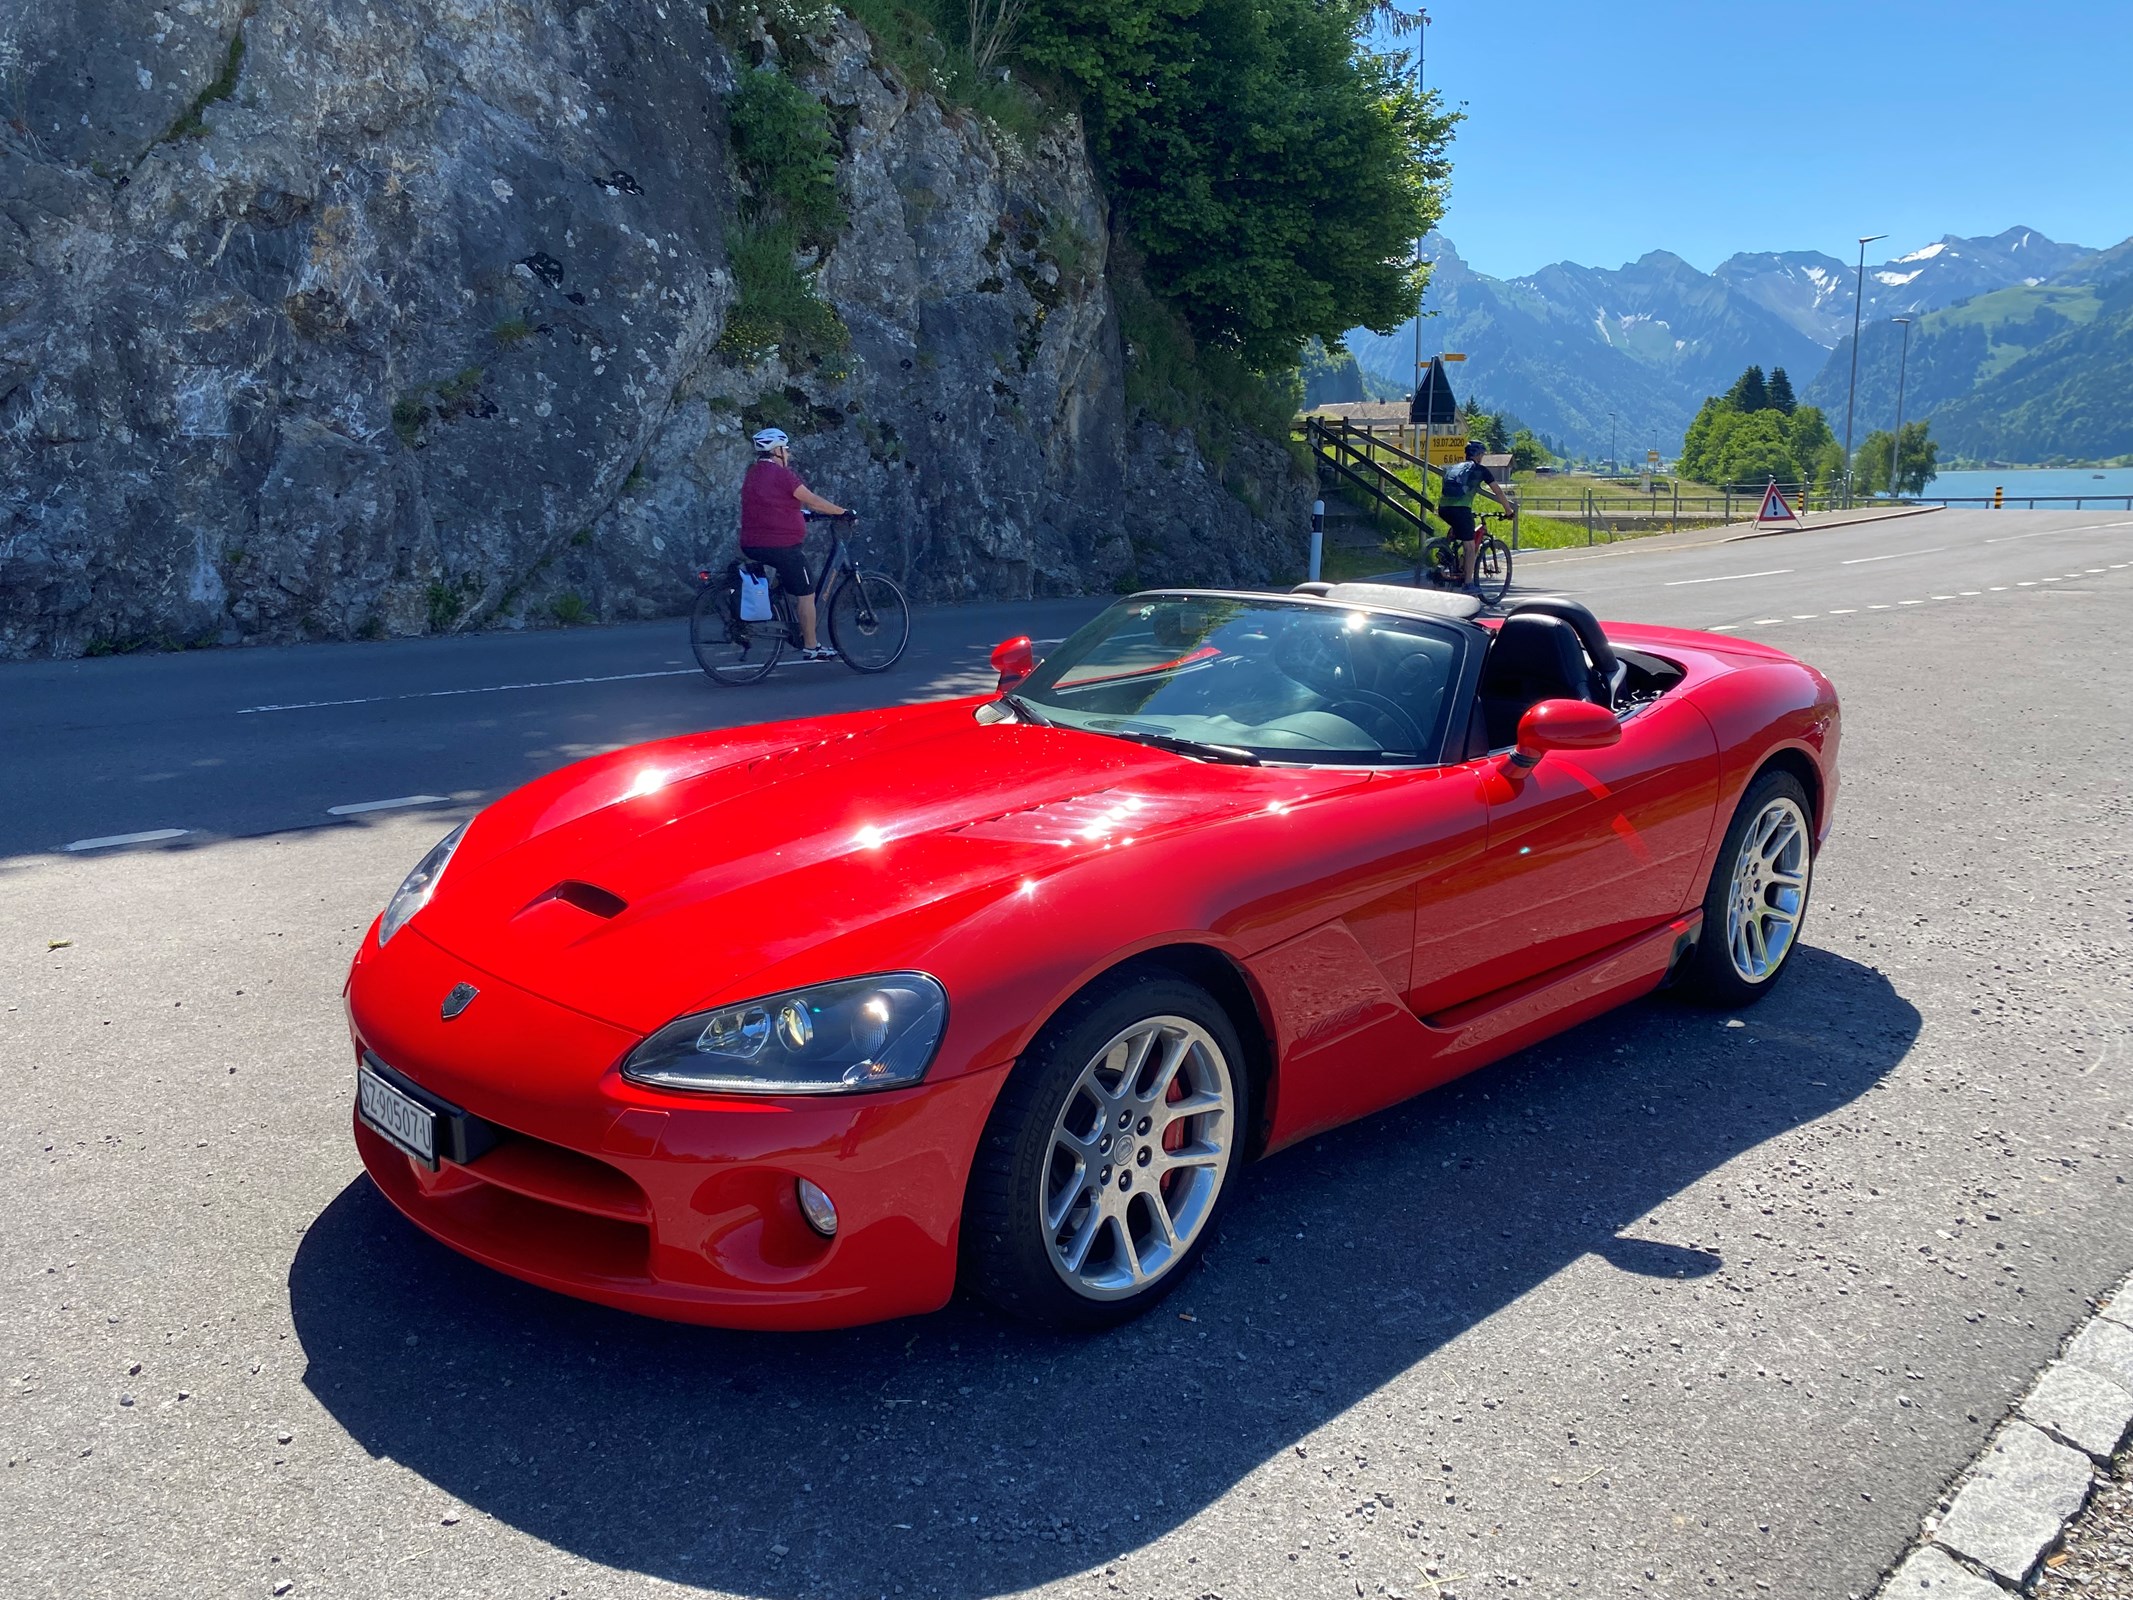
[827,569,910,673]
[1420,538,1459,588]
[1475,536,1512,605]
[689,585,783,685]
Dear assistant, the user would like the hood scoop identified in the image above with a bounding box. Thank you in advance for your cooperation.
[523,880,629,920]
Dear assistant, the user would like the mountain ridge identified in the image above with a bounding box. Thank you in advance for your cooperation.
[1346,224,2131,459]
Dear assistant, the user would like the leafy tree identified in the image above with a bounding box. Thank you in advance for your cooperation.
[1019,0,1458,371]
[1854,420,1939,495]
[1510,428,1552,471]
[1724,365,1769,413]
[1767,367,1797,414]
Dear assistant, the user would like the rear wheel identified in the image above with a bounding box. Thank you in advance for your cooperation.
[963,974,1247,1329]
[1420,537,1460,588]
[827,569,910,673]
[1683,768,1814,1006]
[689,585,783,685]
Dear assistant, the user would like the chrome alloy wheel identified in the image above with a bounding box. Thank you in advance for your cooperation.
[1040,1016,1236,1301]
[1726,794,1811,983]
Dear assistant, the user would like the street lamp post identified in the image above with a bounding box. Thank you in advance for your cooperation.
[1887,316,1914,499]
[1410,8,1430,409]
[1609,412,1618,478]
[1841,232,1889,506]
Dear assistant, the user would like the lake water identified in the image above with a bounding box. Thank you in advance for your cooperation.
[1922,466,2133,504]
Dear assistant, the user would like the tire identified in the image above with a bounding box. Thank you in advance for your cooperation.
[1682,768,1815,1006]
[1475,536,1512,604]
[827,570,910,673]
[689,585,782,685]
[1420,537,1459,589]
[962,973,1250,1330]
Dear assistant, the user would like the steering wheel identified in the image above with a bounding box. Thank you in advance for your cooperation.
[1325,691,1428,753]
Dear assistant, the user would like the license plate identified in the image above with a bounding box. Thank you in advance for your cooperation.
[357,1062,438,1167]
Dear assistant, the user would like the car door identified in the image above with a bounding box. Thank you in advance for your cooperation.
[1411,693,1720,1015]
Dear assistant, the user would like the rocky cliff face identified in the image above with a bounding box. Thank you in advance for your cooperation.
[0,1,1309,658]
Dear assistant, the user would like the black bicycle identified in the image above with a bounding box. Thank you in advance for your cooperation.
[1420,513,1513,605]
[689,515,911,685]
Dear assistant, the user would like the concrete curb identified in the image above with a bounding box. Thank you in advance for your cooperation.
[1878,1274,2133,1596]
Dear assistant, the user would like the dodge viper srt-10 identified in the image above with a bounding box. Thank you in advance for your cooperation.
[344,584,1838,1330]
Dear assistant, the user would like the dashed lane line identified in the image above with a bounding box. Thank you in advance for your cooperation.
[1981,517,2133,544]
[1662,568,1793,586]
[1841,546,1944,565]
[237,666,701,715]
[64,828,191,853]
[1716,563,2128,634]
[327,795,451,817]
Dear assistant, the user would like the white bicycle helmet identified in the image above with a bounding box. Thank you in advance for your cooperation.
[751,427,790,454]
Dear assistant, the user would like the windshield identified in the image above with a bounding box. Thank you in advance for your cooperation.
[1011,595,1466,765]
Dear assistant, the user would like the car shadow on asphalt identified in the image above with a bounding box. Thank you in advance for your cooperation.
[290,945,1918,1598]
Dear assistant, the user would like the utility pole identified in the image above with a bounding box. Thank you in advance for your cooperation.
[1842,232,1889,506]
[1888,316,1914,499]
[1608,412,1618,478]
[1410,7,1430,409]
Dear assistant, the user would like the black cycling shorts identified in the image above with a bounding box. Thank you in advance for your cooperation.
[1440,506,1479,542]
[740,544,810,597]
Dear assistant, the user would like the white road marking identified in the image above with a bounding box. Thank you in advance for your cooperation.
[1983,518,2133,545]
[1663,568,1793,586]
[1899,600,1923,605]
[1842,546,1944,565]
[1931,594,1956,600]
[1868,603,1893,609]
[327,795,450,817]
[1791,614,1818,619]
[1959,591,1980,596]
[1828,607,1858,613]
[1989,586,2008,591]
[238,667,701,715]
[64,828,191,852]
[1750,618,1785,625]
[1709,624,1740,632]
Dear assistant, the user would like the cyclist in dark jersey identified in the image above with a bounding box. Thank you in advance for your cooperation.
[1438,439,1514,588]
[739,427,849,662]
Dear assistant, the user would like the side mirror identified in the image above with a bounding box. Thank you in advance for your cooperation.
[1508,698,1621,770]
[991,635,1036,690]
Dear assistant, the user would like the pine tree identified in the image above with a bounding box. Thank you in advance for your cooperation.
[1767,367,1797,414]
[1724,365,1769,413]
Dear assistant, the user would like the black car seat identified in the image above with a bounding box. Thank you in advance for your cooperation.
[1475,613,1597,751]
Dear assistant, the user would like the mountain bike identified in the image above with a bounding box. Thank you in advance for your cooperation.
[1420,514,1513,605]
[689,514,911,685]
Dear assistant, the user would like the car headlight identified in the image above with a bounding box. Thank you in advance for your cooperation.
[621,974,948,1095]
[377,822,467,948]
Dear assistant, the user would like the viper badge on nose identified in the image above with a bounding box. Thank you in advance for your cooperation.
[440,982,479,1020]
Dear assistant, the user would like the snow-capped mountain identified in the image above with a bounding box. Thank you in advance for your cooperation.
[1715,228,2097,344]
[1346,225,2122,455]
[1711,251,1854,344]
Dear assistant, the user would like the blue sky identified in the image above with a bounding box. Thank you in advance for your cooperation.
[1402,0,2133,278]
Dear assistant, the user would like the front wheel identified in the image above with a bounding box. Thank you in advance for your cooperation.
[1683,768,1815,1005]
[1475,535,1512,604]
[689,585,783,685]
[827,569,910,673]
[962,973,1248,1329]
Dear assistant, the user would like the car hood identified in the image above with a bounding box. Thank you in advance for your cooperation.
[412,700,1366,1034]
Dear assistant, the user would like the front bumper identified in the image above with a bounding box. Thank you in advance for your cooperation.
[344,925,1006,1331]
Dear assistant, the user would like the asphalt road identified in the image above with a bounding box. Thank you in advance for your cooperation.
[2,506,2130,1600]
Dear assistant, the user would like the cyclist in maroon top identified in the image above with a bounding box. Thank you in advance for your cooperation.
[740,427,850,662]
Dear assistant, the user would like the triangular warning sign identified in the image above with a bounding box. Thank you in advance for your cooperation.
[1754,481,1800,525]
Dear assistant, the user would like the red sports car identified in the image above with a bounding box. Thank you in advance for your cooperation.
[344,585,1837,1331]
